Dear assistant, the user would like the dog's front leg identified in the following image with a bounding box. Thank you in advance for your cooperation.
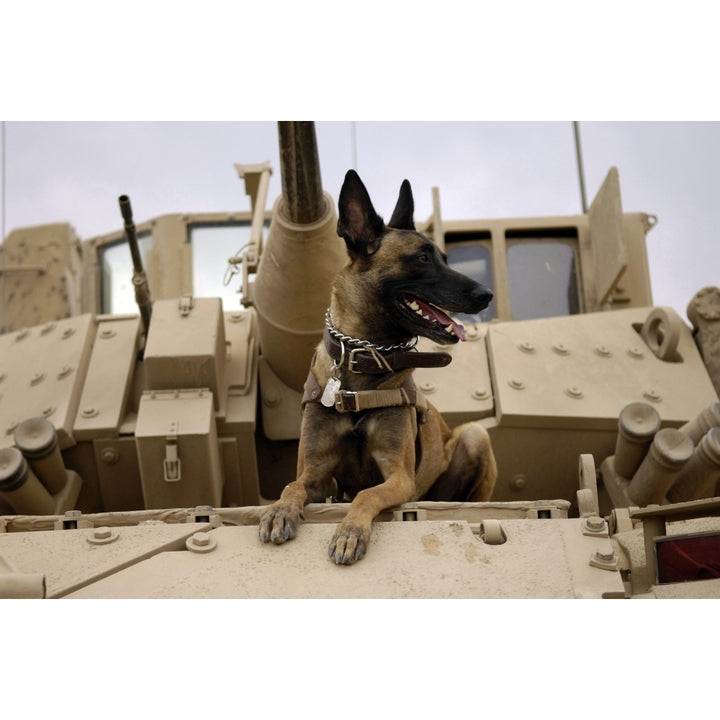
[329,414,416,565]
[259,407,343,545]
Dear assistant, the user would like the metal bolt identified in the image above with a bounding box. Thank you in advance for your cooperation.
[510,474,527,491]
[509,378,525,390]
[552,342,570,355]
[86,525,119,545]
[61,328,75,339]
[585,516,605,532]
[594,549,616,563]
[99,328,116,339]
[518,341,535,354]
[420,381,436,393]
[186,530,217,553]
[472,389,489,401]
[192,532,211,546]
[643,388,661,402]
[80,407,98,418]
[595,345,612,357]
[30,372,46,386]
[628,347,644,359]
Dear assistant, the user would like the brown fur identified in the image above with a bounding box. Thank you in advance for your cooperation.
[258,171,497,564]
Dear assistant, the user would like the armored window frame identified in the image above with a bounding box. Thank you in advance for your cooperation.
[505,227,582,321]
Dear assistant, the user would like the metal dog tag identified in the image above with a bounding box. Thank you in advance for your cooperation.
[321,377,341,407]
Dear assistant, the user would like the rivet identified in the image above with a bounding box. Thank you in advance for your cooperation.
[81,407,98,418]
[518,341,535,354]
[420,381,437,394]
[229,313,245,323]
[263,393,281,408]
[15,328,30,341]
[41,322,56,335]
[508,378,525,390]
[99,328,116,339]
[42,406,55,417]
[510,474,526,491]
[565,385,584,399]
[57,365,73,379]
[61,328,76,339]
[643,388,662,403]
[30,372,46,386]
[552,343,570,355]
[472,389,489,401]
[466,325,480,341]
[595,345,612,357]
[100,448,120,465]
[627,347,644,359]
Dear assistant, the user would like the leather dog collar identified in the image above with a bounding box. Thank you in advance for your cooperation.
[323,326,451,374]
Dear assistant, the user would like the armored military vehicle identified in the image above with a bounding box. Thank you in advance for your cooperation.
[1,122,719,598]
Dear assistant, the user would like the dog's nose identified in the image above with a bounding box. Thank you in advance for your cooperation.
[472,285,493,310]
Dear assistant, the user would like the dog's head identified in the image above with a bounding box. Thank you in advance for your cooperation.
[335,170,493,345]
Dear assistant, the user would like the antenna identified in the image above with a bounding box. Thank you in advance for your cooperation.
[351,121,358,171]
[573,121,588,213]
[1,121,5,334]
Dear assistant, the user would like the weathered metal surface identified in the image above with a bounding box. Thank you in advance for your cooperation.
[65,519,625,599]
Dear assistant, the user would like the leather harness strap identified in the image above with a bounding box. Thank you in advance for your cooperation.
[302,369,429,420]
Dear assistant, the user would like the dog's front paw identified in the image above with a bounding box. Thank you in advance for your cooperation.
[258,504,304,545]
[328,522,370,565]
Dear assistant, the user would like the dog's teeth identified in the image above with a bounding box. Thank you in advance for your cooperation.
[407,300,420,311]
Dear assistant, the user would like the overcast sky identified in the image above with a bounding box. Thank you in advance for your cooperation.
[2,5,718,326]
[2,120,718,323]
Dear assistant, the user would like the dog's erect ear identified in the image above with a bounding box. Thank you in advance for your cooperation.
[337,170,385,256]
[388,179,415,231]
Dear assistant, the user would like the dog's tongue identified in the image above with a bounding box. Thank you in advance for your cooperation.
[414,298,467,341]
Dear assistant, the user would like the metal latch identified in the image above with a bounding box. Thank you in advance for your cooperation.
[163,424,181,482]
[178,295,195,317]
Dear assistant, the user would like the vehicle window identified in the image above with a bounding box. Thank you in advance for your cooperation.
[99,231,153,314]
[507,240,579,320]
[446,242,494,322]
[189,223,255,310]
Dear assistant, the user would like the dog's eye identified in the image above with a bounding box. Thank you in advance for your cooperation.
[417,254,429,263]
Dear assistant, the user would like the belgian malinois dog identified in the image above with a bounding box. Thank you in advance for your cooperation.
[258,170,497,564]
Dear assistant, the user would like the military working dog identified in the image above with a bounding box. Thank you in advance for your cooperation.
[258,170,497,564]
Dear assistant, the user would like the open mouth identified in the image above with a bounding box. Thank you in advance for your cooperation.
[400,294,467,342]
